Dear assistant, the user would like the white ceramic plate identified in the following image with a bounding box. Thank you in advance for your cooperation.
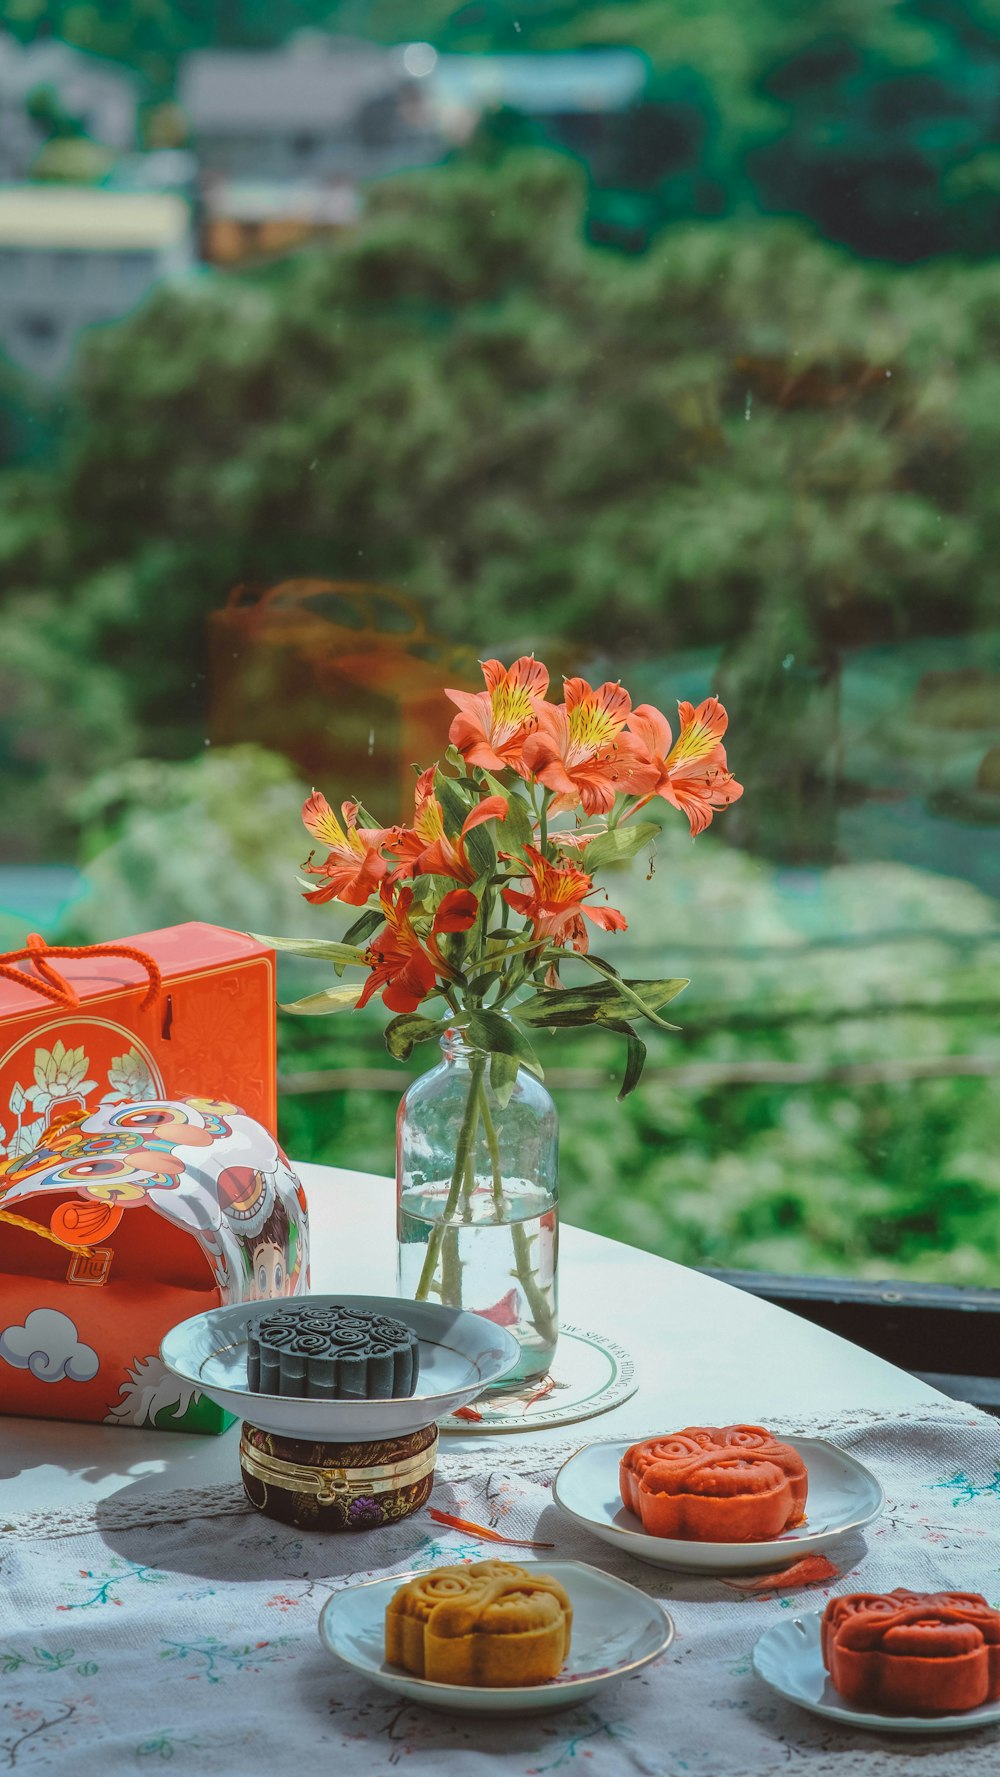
[438,1324,638,1434]
[553,1436,884,1573]
[753,1610,1000,1735]
[160,1294,520,1439]
[318,1558,674,1715]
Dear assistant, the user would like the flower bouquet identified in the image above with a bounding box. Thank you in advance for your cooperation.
[262,658,741,1383]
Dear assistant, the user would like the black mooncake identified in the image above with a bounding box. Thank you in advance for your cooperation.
[246,1304,420,1399]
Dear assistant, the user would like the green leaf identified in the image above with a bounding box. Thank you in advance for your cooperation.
[436,870,492,980]
[515,975,688,1031]
[465,1011,544,1079]
[490,1049,521,1108]
[605,1019,647,1100]
[554,959,689,1037]
[384,1014,448,1061]
[579,822,660,871]
[410,873,437,908]
[444,744,467,775]
[341,908,383,948]
[464,817,497,879]
[251,932,365,965]
[434,768,496,876]
[434,769,474,834]
[279,983,365,1015]
[482,772,534,853]
[331,908,383,975]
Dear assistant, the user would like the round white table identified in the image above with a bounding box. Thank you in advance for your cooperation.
[0,1162,944,1518]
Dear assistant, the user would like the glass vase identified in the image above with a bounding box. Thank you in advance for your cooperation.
[396,1029,558,1390]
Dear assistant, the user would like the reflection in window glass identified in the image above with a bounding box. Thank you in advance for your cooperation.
[0,10,997,1289]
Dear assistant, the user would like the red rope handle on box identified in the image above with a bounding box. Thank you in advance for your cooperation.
[0,934,161,1012]
[0,1208,91,1256]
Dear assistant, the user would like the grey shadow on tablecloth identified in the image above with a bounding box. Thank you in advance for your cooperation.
[0,1414,215,1491]
[293,1659,644,1766]
[93,1474,470,1584]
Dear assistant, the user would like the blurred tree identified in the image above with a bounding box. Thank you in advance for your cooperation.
[2,148,998,860]
[24,80,84,140]
[0,575,136,860]
[751,24,1000,261]
[59,744,312,940]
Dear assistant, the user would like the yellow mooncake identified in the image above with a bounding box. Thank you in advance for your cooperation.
[385,1560,573,1687]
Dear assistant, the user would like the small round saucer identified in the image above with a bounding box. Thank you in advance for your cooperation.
[160,1295,520,1439]
[318,1558,674,1715]
[553,1435,884,1574]
[438,1324,637,1434]
[753,1611,1000,1735]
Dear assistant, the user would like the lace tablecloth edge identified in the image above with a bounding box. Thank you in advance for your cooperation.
[2,1399,993,1540]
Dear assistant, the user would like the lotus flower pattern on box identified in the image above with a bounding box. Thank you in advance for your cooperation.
[0,923,278,1171]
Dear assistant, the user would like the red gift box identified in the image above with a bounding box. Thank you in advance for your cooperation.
[0,1097,308,1432]
[0,923,276,1168]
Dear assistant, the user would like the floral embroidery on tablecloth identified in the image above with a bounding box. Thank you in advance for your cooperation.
[0,1648,98,1678]
[137,1731,207,1760]
[524,1712,633,1773]
[0,1694,102,1766]
[55,1558,165,1611]
[929,1469,1000,1507]
[157,1635,296,1684]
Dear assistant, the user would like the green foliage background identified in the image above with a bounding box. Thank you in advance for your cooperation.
[1,4,998,1285]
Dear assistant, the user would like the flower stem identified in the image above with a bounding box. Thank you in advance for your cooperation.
[413,1051,487,1303]
[440,1226,463,1304]
[476,1079,558,1351]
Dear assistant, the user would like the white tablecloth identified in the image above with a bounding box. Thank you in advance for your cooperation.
[2,1401,1000,1775]
[4,1165,995,1775]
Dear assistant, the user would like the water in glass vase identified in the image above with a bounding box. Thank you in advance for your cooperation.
[396,1030,559,1392]
[398,1179,558,1389]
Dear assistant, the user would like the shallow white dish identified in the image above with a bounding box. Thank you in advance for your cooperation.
[160,1294,520,1438]
[553,1436,884,1573]
[753,1610,1000,1735]
[318,1558,674,1715]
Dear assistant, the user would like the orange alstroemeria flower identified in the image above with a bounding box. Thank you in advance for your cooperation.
[445,656,549,776]
[358,885,479,1014]
[389,767,507,885]
[433,888,479,932]
[627,697,743,836]
[520,677,657,816]
[300,791,397,906]
[503,846,627,956]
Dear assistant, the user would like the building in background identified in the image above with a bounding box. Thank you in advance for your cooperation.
[430,49,647,127]
[0,187,192,379]
[179,34,443,185]
[199,178,359,266]
[0,33,138,180]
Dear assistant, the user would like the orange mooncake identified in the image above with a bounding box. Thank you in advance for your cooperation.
[385,1561,573,1687]
[620,1424,808,1542]
[822,1589,1000,1714]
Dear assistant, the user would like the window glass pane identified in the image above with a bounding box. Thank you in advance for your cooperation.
[0,11,996,1289]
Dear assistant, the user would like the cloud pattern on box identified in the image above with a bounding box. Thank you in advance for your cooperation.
[0,1308,100,1384]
